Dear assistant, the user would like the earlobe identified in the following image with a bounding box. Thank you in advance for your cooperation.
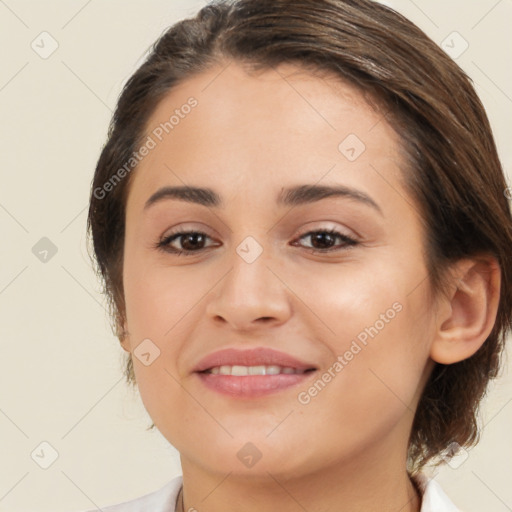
[119,337,131,353]
[430,255,501,365]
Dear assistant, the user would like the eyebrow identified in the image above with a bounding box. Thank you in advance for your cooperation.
[143,184,383,216]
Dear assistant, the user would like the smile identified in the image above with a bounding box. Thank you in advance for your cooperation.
[195,367,316,398]
[204,364,313,375]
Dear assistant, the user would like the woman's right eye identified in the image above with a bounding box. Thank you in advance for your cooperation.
[154,230,216,256]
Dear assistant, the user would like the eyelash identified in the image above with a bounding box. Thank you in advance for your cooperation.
[154,227,359,256]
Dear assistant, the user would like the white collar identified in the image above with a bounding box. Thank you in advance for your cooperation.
[413,473,461,511]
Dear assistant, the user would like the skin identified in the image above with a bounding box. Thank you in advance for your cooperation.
[119,60,501,512]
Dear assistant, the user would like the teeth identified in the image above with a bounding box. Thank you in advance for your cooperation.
[249,365,266,375]
[207,365,307,375]
[230,365,248,376]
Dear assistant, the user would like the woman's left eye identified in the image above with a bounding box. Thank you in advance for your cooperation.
[293,229,359,253]
[154,228,358,256]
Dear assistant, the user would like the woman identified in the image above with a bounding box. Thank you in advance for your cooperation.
[84,0,512,510]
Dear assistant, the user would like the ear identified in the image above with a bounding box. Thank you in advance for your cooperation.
[430,255,501,364]
[119,336,131,353]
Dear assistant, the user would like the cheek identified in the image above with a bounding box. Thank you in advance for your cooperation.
[123,250,205,341]
[122,255,214,419]
[292,259,432,418]
[286,311,430,470]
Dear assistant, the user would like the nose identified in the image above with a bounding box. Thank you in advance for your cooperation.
[205,244,292,332]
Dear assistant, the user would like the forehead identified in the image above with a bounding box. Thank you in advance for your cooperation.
[127,60,405,212]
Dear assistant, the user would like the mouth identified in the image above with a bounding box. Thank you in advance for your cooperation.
[192,347,318,398]
[199,365,316,376]
[194,364,317,398]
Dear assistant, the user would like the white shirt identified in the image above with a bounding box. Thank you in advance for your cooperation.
[81,473,461,511]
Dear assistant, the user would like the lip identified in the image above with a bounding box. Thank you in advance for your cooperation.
[192,347,317,373]
[192,347,317,398]
[195,372,316,398]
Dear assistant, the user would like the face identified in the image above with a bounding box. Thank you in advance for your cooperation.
[121,61,437,479]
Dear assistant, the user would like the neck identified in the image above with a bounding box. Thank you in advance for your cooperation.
[178,443,421,512]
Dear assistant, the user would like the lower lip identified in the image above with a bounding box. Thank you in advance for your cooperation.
[195,371,316,398]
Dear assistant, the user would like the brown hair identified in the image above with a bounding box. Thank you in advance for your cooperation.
[87,0,512,473]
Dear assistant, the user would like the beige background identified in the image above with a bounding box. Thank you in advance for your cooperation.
[0,1,510,511]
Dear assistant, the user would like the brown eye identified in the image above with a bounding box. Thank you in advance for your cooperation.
[294,229,358,253]
[156,230,215,255]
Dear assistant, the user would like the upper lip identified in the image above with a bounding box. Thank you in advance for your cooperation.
[193,347,317,373]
